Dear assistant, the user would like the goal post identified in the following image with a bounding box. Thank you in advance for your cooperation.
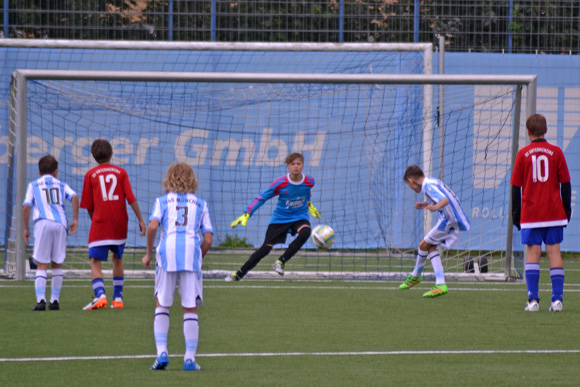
[5,69,536,281]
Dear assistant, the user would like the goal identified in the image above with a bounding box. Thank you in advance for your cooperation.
[4,68,536,282]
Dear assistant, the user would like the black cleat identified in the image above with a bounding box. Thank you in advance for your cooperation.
[33,300,46,311]
[49,300,60,310]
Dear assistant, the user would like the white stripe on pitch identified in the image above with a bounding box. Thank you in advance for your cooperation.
[2,349,580,363]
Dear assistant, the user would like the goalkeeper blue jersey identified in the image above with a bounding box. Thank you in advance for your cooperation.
[245,173,315,224]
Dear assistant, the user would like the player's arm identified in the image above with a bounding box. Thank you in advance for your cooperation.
[426,197,449,212]
[201,232,213,257]
[22,204,31,245]
[68,195,80,235]
[142,219,159,268]
[511,185,522,230]
[415,201,429,210]
[129,200,146,237]
[231,184,277,228]
[561,182,571,222]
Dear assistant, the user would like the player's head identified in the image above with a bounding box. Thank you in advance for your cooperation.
[285,153,304,165]
[163,162,198,194]
[526,114,548,137]
[38,155,58,176]
[91,139,113,164]
[403,164,424,193]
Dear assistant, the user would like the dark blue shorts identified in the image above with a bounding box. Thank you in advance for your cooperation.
[89,244,126,261]
[522,227,564,246]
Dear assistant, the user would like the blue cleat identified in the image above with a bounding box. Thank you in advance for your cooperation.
[152,352,169,370]
[184,359,202,371]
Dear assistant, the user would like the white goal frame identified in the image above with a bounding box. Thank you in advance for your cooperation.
[6,69,536,281]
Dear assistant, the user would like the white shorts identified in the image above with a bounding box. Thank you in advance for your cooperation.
[32,220,68,265]
[154,266,203,309]
[424,220,460,250]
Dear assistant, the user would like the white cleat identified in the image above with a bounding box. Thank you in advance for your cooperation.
[272,260,284,276]
[524,300,539,312]
[549,300,563,312]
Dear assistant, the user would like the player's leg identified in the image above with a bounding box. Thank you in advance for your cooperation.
[420,225,456,297]
[180,271,202,371]
[33,262,49,311]
[83,246,108,310]
[273,221,311,276]
[522,228,542,311]
[49,224,67,310]
[234,243,273,279]
[400,246,427,289]
[111,244,126,308]
[32,220,51,310]
[152,268,176,370]
[545,226,564,312]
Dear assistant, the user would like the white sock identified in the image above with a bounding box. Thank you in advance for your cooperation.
[51,269,63,303]
[183,313,199,362]
[411,250,428,277]
[154,307,170,356]
[429,251,446,285]
[35,270,47,303]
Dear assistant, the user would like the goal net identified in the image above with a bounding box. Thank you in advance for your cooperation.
[4,71,536,281]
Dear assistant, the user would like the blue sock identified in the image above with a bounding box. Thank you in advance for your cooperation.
[550,268,564,302]
[92,278,106,298]
[525,263,541,301]
[113,276,124,299]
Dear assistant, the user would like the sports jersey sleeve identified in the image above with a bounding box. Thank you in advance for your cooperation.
[424,183,445,204]
[557,148,571,184]
[510,151,524,187]
[23,183,34,207]
[80,173,94,211]
[63,183,77,202]
[122,171,137,204]
[150,197,163,223]
[200,203,213,234]
[244,177,284,216]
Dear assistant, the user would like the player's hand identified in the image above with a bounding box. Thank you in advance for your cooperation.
[23,229,30,245]
[231,213,250,228]
[142,253,152,268]
[308,202,321,218]
[415,202,429,210]
[68,219,78,236]
[138,220,146,237]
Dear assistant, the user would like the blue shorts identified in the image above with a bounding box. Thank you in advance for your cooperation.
[89,244,126,261]
[522,227,564,246]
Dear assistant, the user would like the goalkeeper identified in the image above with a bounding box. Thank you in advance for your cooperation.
[226,153,320,281]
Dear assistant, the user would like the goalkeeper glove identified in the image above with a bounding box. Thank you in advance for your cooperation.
[308,202,321,218]
[231,213,250,228]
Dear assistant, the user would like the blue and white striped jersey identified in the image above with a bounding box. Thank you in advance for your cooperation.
[149,192,213,273]
[23,175,77,229]
[422,177,471,231]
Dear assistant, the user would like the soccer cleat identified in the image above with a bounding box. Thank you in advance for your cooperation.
[111,297,124,309]
[224,273,241,282]
[273,260,285,276]
[548,300,563,312]
[423,284,448,298]
[399,275,423,290]
[151,352,169,370]
[524,300,540,312]
[33,300,46,311]
[49,300,60,310]
[82,294,107,310]
[184,359,202,371]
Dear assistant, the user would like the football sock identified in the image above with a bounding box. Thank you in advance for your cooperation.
[183,313,199,362]
[35,269,47,302]
[525,263,541,301]
[279,227,311,264]
[113,276,124,299]
[154,307,170,357]
[50,268,63,303]
[429,251,446,285]
[411,249,428,277]
[238,244,273,277]
[550,267,564,302]
[92,278,106,298]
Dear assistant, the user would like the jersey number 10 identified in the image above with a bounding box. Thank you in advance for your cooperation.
[99,174,119,201]
[531,155,549,183]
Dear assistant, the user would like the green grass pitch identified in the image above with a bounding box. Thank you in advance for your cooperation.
[2,259,580,386]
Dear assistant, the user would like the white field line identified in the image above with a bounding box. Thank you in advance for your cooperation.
[2,349,580,363]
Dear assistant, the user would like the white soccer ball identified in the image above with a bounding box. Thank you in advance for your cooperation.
[311,225,335,249]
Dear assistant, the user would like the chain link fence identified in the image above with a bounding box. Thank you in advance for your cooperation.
[1,1,579,54]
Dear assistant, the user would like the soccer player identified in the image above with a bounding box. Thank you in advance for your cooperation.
[399,165,471,297]
[80,139,146,310]
[23,155,79,311]
[225,152,321,281]
[510,114,571,312]
[142,162,213,371]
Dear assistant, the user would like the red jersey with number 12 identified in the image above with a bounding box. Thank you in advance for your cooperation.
[80,164,137,247]
[510,139,570,229]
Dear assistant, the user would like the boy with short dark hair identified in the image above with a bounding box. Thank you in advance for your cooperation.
[80,139,146,310]
[23,155,79,311]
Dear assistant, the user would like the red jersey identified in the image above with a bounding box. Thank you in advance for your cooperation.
[510,139,570,229]
[80,164,137,247]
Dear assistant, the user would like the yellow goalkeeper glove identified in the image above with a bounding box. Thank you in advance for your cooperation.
[231,213,250,228]
[308,202,321,218]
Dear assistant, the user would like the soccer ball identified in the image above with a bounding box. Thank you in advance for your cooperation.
[311,225,335,249]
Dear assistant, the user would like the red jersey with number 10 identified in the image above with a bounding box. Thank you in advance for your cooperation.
[510,139,570,229]
[80,164,137,247]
